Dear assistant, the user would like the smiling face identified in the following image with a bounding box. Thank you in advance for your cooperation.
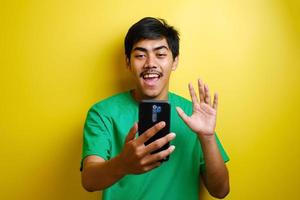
[127,38,178,101]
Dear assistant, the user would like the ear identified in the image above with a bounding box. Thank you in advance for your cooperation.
[171,56,179,71]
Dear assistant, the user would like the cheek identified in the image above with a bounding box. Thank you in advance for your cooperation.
[159,59,170,66]
[129,63,140,74]
[164,71,172,79]
[161,60,174,76]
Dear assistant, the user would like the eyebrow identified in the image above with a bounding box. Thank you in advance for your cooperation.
[132,45,169,53]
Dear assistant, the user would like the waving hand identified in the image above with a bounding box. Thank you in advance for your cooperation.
[176,79,218,138]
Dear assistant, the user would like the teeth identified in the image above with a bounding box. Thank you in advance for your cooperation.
[143,73,159,79]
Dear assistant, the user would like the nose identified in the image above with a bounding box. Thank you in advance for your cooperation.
[144,54,157,69]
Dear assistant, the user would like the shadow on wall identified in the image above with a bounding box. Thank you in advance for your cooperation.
[59,126,99,199]
[109,36,135,93]
[113,44,135,92]
[199,180,210,199]
[88,35,135,101]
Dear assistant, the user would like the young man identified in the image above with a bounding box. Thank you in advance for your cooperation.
[81,17,230,200]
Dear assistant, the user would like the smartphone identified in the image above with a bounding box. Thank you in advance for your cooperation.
[138,100,171,161]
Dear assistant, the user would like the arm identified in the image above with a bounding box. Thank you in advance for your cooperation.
[199,135,229,198]
[176,79,230,199]
[81,122,176,192]
[81,155,125,192]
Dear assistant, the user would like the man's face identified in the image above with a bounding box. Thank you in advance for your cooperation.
[127,38,178,100]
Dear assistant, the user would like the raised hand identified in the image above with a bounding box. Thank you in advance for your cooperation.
[176,79,218,139]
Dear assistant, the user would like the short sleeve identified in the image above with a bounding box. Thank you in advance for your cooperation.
[199,133,230,172]
[80,106,112,171]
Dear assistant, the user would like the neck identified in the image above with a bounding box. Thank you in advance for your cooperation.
[131,89,169,102]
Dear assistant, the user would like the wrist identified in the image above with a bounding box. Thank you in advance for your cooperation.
[198,133,216,143]
[111,155,127,178]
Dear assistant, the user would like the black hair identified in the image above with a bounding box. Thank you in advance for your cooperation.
[124,17,180,61]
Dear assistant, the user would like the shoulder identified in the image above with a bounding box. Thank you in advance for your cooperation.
[88,91,133,116]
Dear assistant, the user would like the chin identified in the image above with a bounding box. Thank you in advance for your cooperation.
[142,90,160,99]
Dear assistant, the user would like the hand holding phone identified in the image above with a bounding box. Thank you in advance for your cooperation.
[118,121,175,175]
[138,100,171,161]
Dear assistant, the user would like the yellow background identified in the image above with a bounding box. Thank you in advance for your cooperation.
[1,0,299,199]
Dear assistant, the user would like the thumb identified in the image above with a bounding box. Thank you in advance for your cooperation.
[176,106,190,125]
[125,122,138,143]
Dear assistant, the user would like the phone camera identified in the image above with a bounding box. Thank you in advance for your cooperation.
[152,105,161,113]
[157,106,161,113]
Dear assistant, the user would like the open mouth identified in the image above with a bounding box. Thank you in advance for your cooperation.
[140,70,163,87]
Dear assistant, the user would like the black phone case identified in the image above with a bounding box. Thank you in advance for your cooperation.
[138,100,170,161]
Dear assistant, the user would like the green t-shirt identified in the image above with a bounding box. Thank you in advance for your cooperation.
[81,91,229,200]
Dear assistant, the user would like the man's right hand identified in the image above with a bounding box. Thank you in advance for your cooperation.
[81,121,175,191]
[117,121,176,175]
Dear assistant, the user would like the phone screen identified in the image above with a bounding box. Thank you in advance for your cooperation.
[138,100,170,161]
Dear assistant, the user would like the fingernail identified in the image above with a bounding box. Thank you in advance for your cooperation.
[169,132,176,139]
[160,121,166,127]
[169,145,175,152]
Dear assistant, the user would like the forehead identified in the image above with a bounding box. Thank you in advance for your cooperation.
[132,38,170,51]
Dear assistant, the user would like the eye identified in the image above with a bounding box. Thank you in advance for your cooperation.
[134,54,146,58]
[157,53,167,58]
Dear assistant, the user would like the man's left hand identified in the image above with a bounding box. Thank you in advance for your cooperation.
[176,79,218,139]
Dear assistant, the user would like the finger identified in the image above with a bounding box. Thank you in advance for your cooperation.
[204,84,211,106]
[144,132,176,155]
[212,92,218,110]
[198,79,205,103]
[142,145,176,165]
[176,106,190,125]
[137,121,165,145]
[188,83,199,105]
[141,161,161,172]
[125,122,138,143]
